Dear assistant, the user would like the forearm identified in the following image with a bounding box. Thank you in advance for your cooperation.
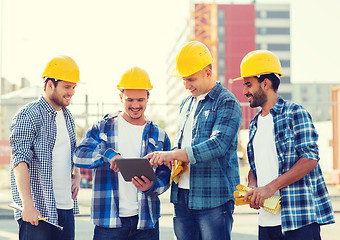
[172,149,189,162]
[74,145,119,169]
[13,162,34,207]
[268,157,318,192]
[73,166,80,177]
[144,168,171,196]
[247,170,258,188]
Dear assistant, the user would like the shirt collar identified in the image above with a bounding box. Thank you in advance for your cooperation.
[38,96,58,114]
[270,96,285,115]
[205,81,222,101]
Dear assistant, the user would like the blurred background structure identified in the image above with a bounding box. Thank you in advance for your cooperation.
[1,0,339,187]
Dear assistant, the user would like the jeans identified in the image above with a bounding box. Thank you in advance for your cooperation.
[173,188,234,240]
[18,208,75,240]
[259,223,321,240]
[93,215,159,240]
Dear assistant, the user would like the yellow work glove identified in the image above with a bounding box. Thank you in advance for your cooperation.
[234,184,281,215]
[170,160,188,184]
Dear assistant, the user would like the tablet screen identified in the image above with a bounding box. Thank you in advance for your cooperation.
[115,158,157,182]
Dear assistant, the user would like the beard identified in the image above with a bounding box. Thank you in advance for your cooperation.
[50,91,70,108]
[249,86,267,108]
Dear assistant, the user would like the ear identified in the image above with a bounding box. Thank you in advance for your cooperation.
[45,79,54,91]
[205,68,212,78]
[263,78,271,90]
[119,92,123,103]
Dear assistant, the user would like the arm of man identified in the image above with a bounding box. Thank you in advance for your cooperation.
[245,104,320,208]
[245,157,317,207]
[147,148,188,167]
[13,162,42,226]
[142,132,172,195]
[247,170,258,188]
[246,170,260,210]
[148,98,242,166]
[74,120,120,169]
[71,167,81,200]
[10,110,42,225]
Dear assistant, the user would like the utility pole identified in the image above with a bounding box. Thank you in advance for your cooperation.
[0,0,4,125]
[0,0,3,97]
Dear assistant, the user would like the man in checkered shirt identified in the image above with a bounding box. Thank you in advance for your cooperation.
[10,56,81,240]
[147,41,242,240]
[237,50,335,239]
[74,67,171,240]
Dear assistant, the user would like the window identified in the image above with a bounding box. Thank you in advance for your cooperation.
[257,27,290,35]
[267,11,290,19]
[281,60,290,68]
[268,44,290,51]
[218,9,225,21]
[267,28,290,35]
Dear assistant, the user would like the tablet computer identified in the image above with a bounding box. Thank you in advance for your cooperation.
[114,158,157,182]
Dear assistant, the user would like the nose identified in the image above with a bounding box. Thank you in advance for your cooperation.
[242,86,248,96]
[183,80,190,89]
[69,88,75,96]
[131,100,139,108]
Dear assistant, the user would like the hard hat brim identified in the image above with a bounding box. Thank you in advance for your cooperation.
[170,68,184,78]
[233,77,244,81]
[232,72,284,82]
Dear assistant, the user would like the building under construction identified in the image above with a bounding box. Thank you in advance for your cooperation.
[164,1,340,184]
[166,2,291,136]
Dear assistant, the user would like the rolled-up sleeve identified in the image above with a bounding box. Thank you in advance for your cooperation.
[9,111,35,170]
[293,107,319,161]
[74,123,119,169]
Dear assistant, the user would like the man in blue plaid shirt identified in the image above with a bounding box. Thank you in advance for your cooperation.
[74,67,171,240]
[237,50,335,239]
[147,41,242,240]
[10,55,81,240]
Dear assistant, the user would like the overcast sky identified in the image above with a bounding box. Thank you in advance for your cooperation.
[1,0,339,105]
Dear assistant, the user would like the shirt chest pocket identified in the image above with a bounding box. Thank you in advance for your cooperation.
[196,109,216,134]
[148,138,164,152]
[275,128,294,159]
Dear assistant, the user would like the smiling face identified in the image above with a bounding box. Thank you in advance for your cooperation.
[120,89,149,125]
[182,67,213,97]
[243,77,267,108]
[44,79,77,110]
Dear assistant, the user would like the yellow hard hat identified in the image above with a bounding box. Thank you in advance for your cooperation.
[171,41,213,77]
[235,50,283,80]
[42,55,80,83]
[117,67,153,91]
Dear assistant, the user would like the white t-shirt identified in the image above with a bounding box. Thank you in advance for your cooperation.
[253,113,281,226]
[52,110,73,209]
[179,94,207,189]
[117,114,145,217]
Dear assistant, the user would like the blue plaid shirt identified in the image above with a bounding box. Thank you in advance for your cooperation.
[170,82,242,209]
[74,112,171,229]
[247,97,335,232]
[10,96,79,225]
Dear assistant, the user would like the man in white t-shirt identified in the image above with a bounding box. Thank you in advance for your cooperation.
[74,67,171,240]
[10,56,81,240]
[235,50,334,239]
